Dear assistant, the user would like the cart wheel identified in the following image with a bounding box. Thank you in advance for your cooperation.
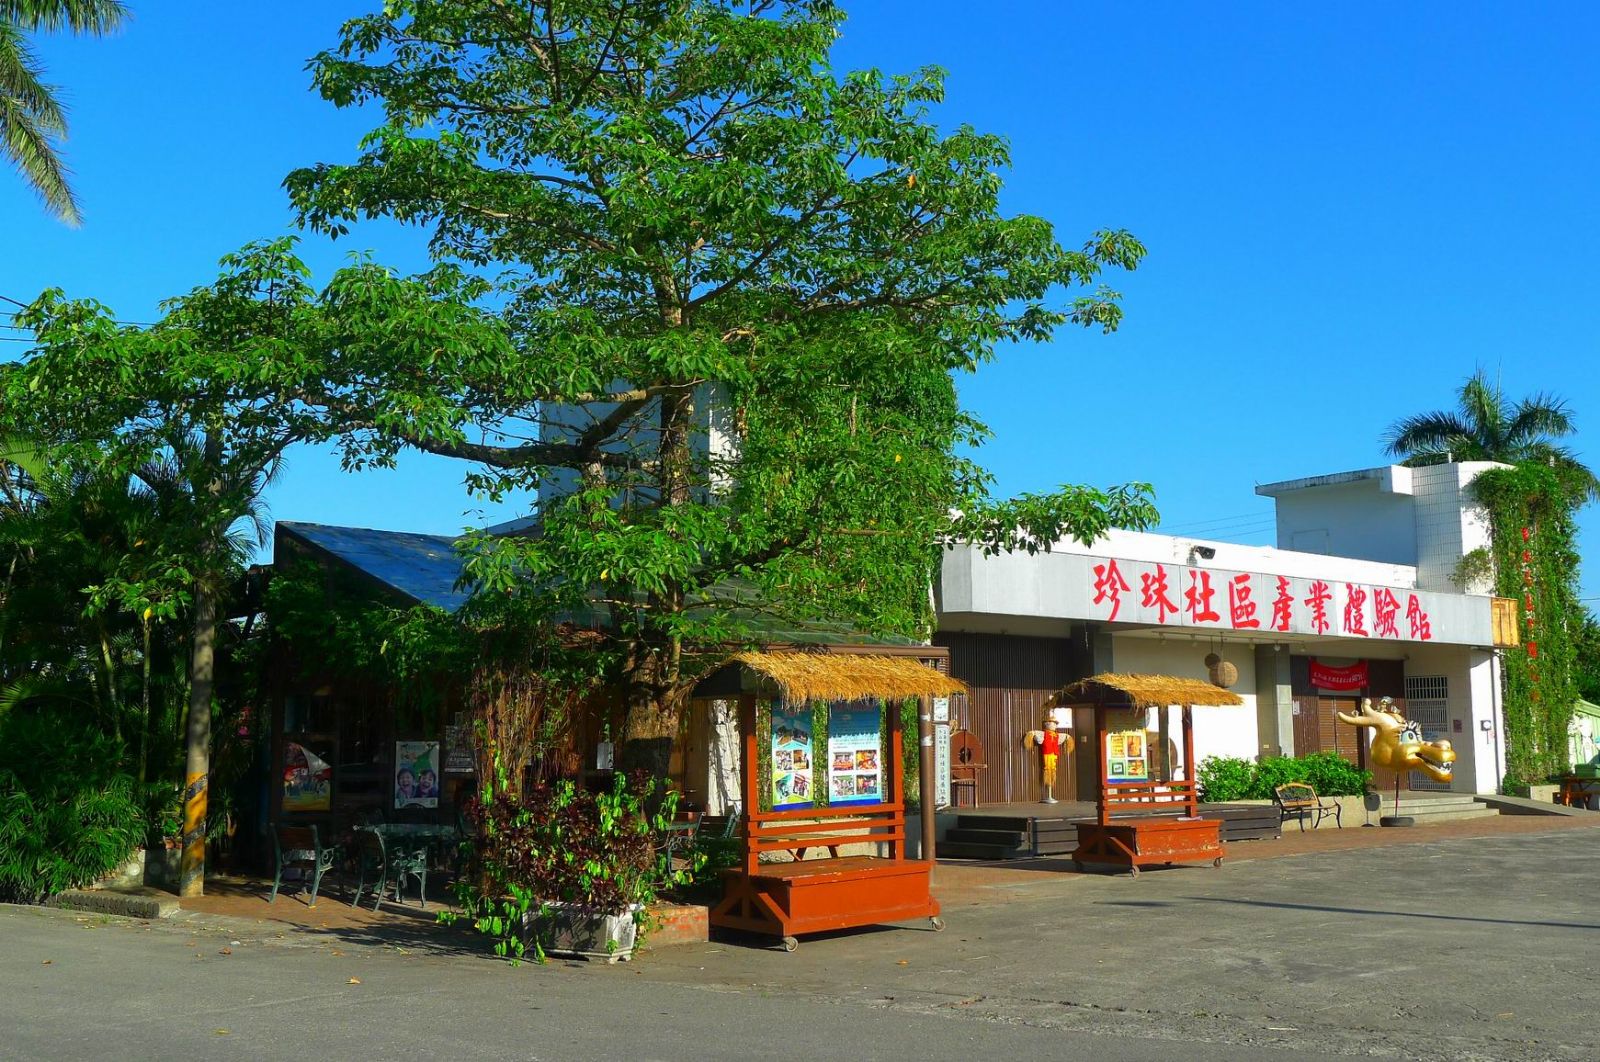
[781,936,799,953]
[929,917,946,932]
[1212,856,1224,868]
[1128,865,1141,878]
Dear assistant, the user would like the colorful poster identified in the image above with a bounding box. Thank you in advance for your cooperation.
[771,705,814,810]
[827,702,884,807]
[282,741,332,812]
[395,740,441,809]
[1105,730,1150,782]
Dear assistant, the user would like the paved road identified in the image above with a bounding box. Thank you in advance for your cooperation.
[4,825,1598,1061]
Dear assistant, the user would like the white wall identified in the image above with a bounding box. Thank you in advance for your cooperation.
[1274,479,1419,567]
[1401,644,1503,794]
[1106,636,1261,780]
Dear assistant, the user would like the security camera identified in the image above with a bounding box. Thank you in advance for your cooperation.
[1191,545,1216,561]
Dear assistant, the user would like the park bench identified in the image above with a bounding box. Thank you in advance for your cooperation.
[711,802,941,951]
[1273,783,1342,831]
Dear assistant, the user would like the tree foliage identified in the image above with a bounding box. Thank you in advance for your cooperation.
[285,0,1157,756]
[1385,369,1599,500]
[0,0,127,225]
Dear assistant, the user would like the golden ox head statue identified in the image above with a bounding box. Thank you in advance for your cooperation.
[1336,697,1455,784]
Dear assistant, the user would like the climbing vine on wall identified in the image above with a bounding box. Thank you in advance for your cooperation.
[1473,464,1587,786]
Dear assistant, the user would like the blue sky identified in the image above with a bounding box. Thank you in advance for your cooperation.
[6,2,1599,601]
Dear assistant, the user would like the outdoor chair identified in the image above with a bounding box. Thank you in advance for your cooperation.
[1273,783,1342,831]
[269,824,339,905]
[352,827,430,911]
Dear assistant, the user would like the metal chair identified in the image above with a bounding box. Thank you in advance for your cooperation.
[352,827,430,910]
[270,824,338,904]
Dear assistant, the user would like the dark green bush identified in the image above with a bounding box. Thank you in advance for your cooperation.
[1198,753,1371,802]
[0,711,145,902]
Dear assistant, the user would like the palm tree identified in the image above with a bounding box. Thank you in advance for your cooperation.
[1,1,127,226]
[1384,370,1599,500]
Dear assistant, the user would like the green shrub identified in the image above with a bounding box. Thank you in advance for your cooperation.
[0,711,145,903]
[1197,753,1372,802]
[1196,756,1256,802]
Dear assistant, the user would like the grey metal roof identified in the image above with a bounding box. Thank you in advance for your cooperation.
[274,520,920,647]
[276,521,472,612]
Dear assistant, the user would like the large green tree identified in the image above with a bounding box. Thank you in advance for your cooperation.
[1385,369,1599,500]
[1,0,126,225]
[3,239,505,893]
[287,0,1157,768]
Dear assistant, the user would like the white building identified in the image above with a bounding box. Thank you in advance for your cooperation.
[934,461,1516,800]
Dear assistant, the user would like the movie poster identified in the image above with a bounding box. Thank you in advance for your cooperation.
[827,702,884,807]
[395,740,441,809]
[282,740,333,813]
[771,704,814,810]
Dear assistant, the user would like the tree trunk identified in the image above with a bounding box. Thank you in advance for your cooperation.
[618,686,681,779]
[180,584,216,897]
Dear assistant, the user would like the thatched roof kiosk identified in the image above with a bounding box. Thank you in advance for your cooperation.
[731,650,968,704]
[1051,672,1242,877]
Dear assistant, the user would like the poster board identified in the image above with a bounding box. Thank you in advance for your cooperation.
[443,713,475,774]
[827,702,884,806]
[771,704,814,810]
[1105,728,1149,783]
[281,740,333,813]
[395,740,441,809]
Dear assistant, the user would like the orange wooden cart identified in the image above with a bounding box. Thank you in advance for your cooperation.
[707,650,965,951]
[1051,674,1243,878]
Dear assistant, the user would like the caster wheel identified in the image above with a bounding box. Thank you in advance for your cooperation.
[781,936,799,953]
[1212,857,1224,868]
[929,917,946,932]
[1128,865,1141,878]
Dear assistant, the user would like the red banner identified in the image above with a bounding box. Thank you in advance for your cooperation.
[1310,659,1368,691]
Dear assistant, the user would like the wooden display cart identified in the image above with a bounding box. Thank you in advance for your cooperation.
[707,649,965,951]
[1053,674,1243,877]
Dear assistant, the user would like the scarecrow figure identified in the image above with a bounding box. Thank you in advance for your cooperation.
[1023,716,1075,804]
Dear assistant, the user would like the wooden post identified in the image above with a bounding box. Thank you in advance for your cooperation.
[1096,705,1110,826]
[1182,705,1197,817]
[739,694,758,877]
[917,695,936,862]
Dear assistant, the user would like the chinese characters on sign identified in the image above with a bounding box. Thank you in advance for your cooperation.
[1084,558,1438,643]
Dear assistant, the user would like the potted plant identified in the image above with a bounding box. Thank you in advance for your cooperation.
[446,766,691,963]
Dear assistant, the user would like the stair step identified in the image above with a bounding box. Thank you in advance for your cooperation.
[956,815,1034,831]
[943,827,1028,845]
[938,841,1027,860]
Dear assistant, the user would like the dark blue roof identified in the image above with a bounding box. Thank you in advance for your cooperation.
[276,522,472,612]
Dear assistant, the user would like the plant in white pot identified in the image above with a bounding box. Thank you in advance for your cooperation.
[445,765,692,963]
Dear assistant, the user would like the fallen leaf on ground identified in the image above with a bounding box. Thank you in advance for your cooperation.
[346,977,362,985]
[40,960,52,965]
[219,947,233,955]
[896,960,909,966]
[214,1029,230,1036]
[331,949,344,956]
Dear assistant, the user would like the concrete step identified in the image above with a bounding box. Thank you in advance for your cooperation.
[938,840,1027,860]
[943,827,1028,846]
[955,815,1034,831]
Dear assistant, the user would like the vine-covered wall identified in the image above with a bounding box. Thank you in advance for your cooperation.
[1473,464,1586,785]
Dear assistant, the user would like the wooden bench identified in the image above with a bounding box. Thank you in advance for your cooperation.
[710,803,941,950]
[1273,783,1342,831]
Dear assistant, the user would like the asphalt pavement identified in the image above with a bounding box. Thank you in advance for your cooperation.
[4,823,1598,1061]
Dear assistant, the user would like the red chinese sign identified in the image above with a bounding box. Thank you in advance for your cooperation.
[1309,659,1369,691]
[1079,556,1453,643]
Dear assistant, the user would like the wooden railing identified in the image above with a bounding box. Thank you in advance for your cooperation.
[743,803,905,873]
[1099,780,1198,822]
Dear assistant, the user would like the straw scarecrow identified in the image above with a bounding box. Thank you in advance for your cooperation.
[1023,717,1075,804]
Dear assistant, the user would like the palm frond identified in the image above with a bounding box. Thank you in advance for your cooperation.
[1507,393,1578,448]
[0,1,128,35]
[0,23,64,127]
[1456,371,1506,454]
[1384,411,1476,459]
[0,89,79,225]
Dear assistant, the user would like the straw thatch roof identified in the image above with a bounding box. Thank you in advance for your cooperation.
[1050,673,1245,709]
[733,651,967,704]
